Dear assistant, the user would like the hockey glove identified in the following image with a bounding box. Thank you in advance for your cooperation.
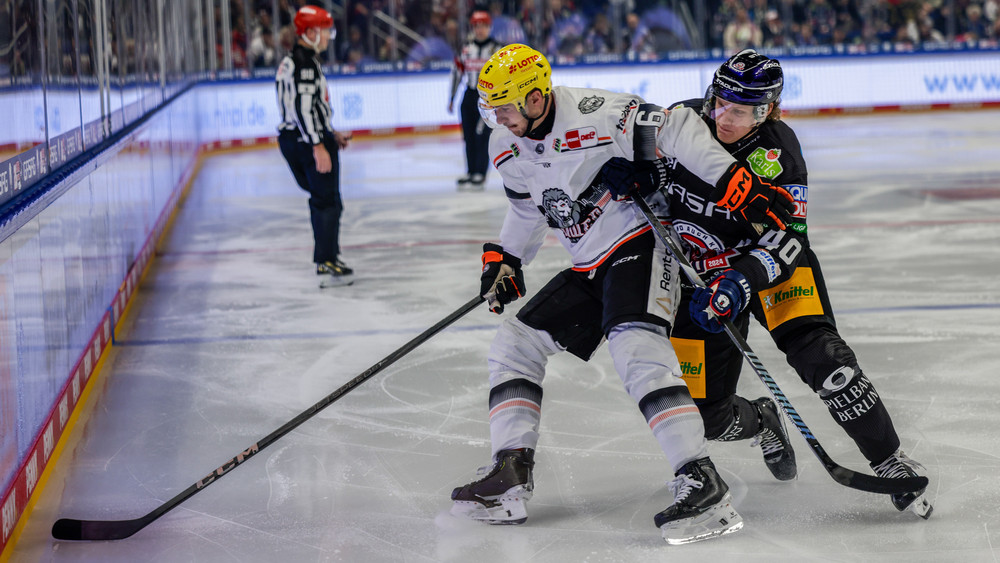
[480,243,525,315]
[690,269,752,334]
[712,162,795,230]
[600,157,669,201]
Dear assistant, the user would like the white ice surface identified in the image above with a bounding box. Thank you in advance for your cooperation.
[10,110,1000,562]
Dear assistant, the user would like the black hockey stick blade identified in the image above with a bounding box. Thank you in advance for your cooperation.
[52,516,153,541]
[828,465,927,495]
[52,295,485,541]
[632,196,927,497]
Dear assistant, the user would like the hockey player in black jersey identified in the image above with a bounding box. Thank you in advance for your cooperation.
[276,6,353,287]
[448,10,501,190]
[602,49,932,518]
[449,44,793,545]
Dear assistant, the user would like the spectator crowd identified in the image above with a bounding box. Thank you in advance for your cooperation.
[229,0,1000,70]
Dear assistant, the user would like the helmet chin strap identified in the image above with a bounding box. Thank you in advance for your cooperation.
[519,93,551,137]
[301,29,322,51]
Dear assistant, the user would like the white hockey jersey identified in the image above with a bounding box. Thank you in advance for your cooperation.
[490,85,737,270]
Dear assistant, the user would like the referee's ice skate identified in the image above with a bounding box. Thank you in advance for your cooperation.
[317,259,354,288]
[654,457,743,545]
[450,448,534,524]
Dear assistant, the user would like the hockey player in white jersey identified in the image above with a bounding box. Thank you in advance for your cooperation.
[449,44,793,545]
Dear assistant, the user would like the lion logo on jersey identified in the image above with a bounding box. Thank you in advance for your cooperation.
[539,188,603,243]
[541,188,580,228]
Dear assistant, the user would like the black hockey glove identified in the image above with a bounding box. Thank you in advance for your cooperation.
[690,269,752,333]
[712,162,795,230]
[480,243,525,315]
[600,157,669,201]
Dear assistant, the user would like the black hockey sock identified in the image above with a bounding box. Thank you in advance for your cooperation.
[712,396,760,442]
[818,371,900,463]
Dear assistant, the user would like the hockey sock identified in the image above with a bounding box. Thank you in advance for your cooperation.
[711,396,760,442]
[488,378,543,456]
[818,371,900,463]
[639,387,710,472]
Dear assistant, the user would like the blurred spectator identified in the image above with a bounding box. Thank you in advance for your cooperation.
[249,27,278,67]
[761,9,792,47]
[917,16,946,42]
[582,11,612,54]
[622,11,641,52]
[642,6,693,51]
[544,0,589,56]
[337,25,367,63]
[723,7,762,53]
[488,0,527,44]
[962,4,991,40]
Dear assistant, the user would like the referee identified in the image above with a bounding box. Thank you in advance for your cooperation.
[276,5,353,287]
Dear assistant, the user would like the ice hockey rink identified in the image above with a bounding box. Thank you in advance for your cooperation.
[7,108,1000,562]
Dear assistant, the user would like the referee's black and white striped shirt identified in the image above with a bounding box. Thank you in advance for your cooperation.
[276,43,333,145]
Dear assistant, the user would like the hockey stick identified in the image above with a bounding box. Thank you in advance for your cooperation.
[633,196,927,495]
[52,295,485,541]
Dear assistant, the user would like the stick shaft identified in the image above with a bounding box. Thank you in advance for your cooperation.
[633,197,926,495]
[52,295,485,541]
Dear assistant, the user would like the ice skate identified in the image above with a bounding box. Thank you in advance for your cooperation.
[317,259,354,288]
[456,174,472,189]
[750,397,797,480]
[457,173,485,192]
[871,449,933,519]
[450,448,534,525]
[654,457,743,545]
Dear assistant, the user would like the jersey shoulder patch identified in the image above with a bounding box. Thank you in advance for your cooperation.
[578,95,605,114]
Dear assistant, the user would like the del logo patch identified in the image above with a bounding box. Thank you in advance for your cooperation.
[564,127,598,150]
[747,147,783,179]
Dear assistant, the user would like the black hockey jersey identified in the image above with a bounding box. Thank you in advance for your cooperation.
[663,99,809,292]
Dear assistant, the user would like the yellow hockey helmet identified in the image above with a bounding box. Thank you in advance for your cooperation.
[477,44,552,126]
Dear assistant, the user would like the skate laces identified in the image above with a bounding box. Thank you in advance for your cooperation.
[872,450,925,479]
[751,428,784,457]
[667,474,703,503]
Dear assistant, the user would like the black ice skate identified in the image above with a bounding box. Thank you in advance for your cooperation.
[870,449,933,519]
[654,457,743,545]
[750,397,797,481]
[457,173,485,192]
[317,259,354,288]
[450,448,534,524]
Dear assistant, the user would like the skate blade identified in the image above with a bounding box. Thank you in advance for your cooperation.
[319,275,354,288]
[907,495,933,520]
[660,494,744,545]
[450,487,530,525]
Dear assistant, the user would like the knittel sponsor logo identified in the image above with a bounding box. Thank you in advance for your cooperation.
[680,361,703,375]
[761,283,815,309]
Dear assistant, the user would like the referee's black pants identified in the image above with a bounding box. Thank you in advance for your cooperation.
[278,130,343,264]
[460,88,490,177]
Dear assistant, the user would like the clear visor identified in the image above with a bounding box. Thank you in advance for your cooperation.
[707,99,767,127]
[478,98,523,130]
